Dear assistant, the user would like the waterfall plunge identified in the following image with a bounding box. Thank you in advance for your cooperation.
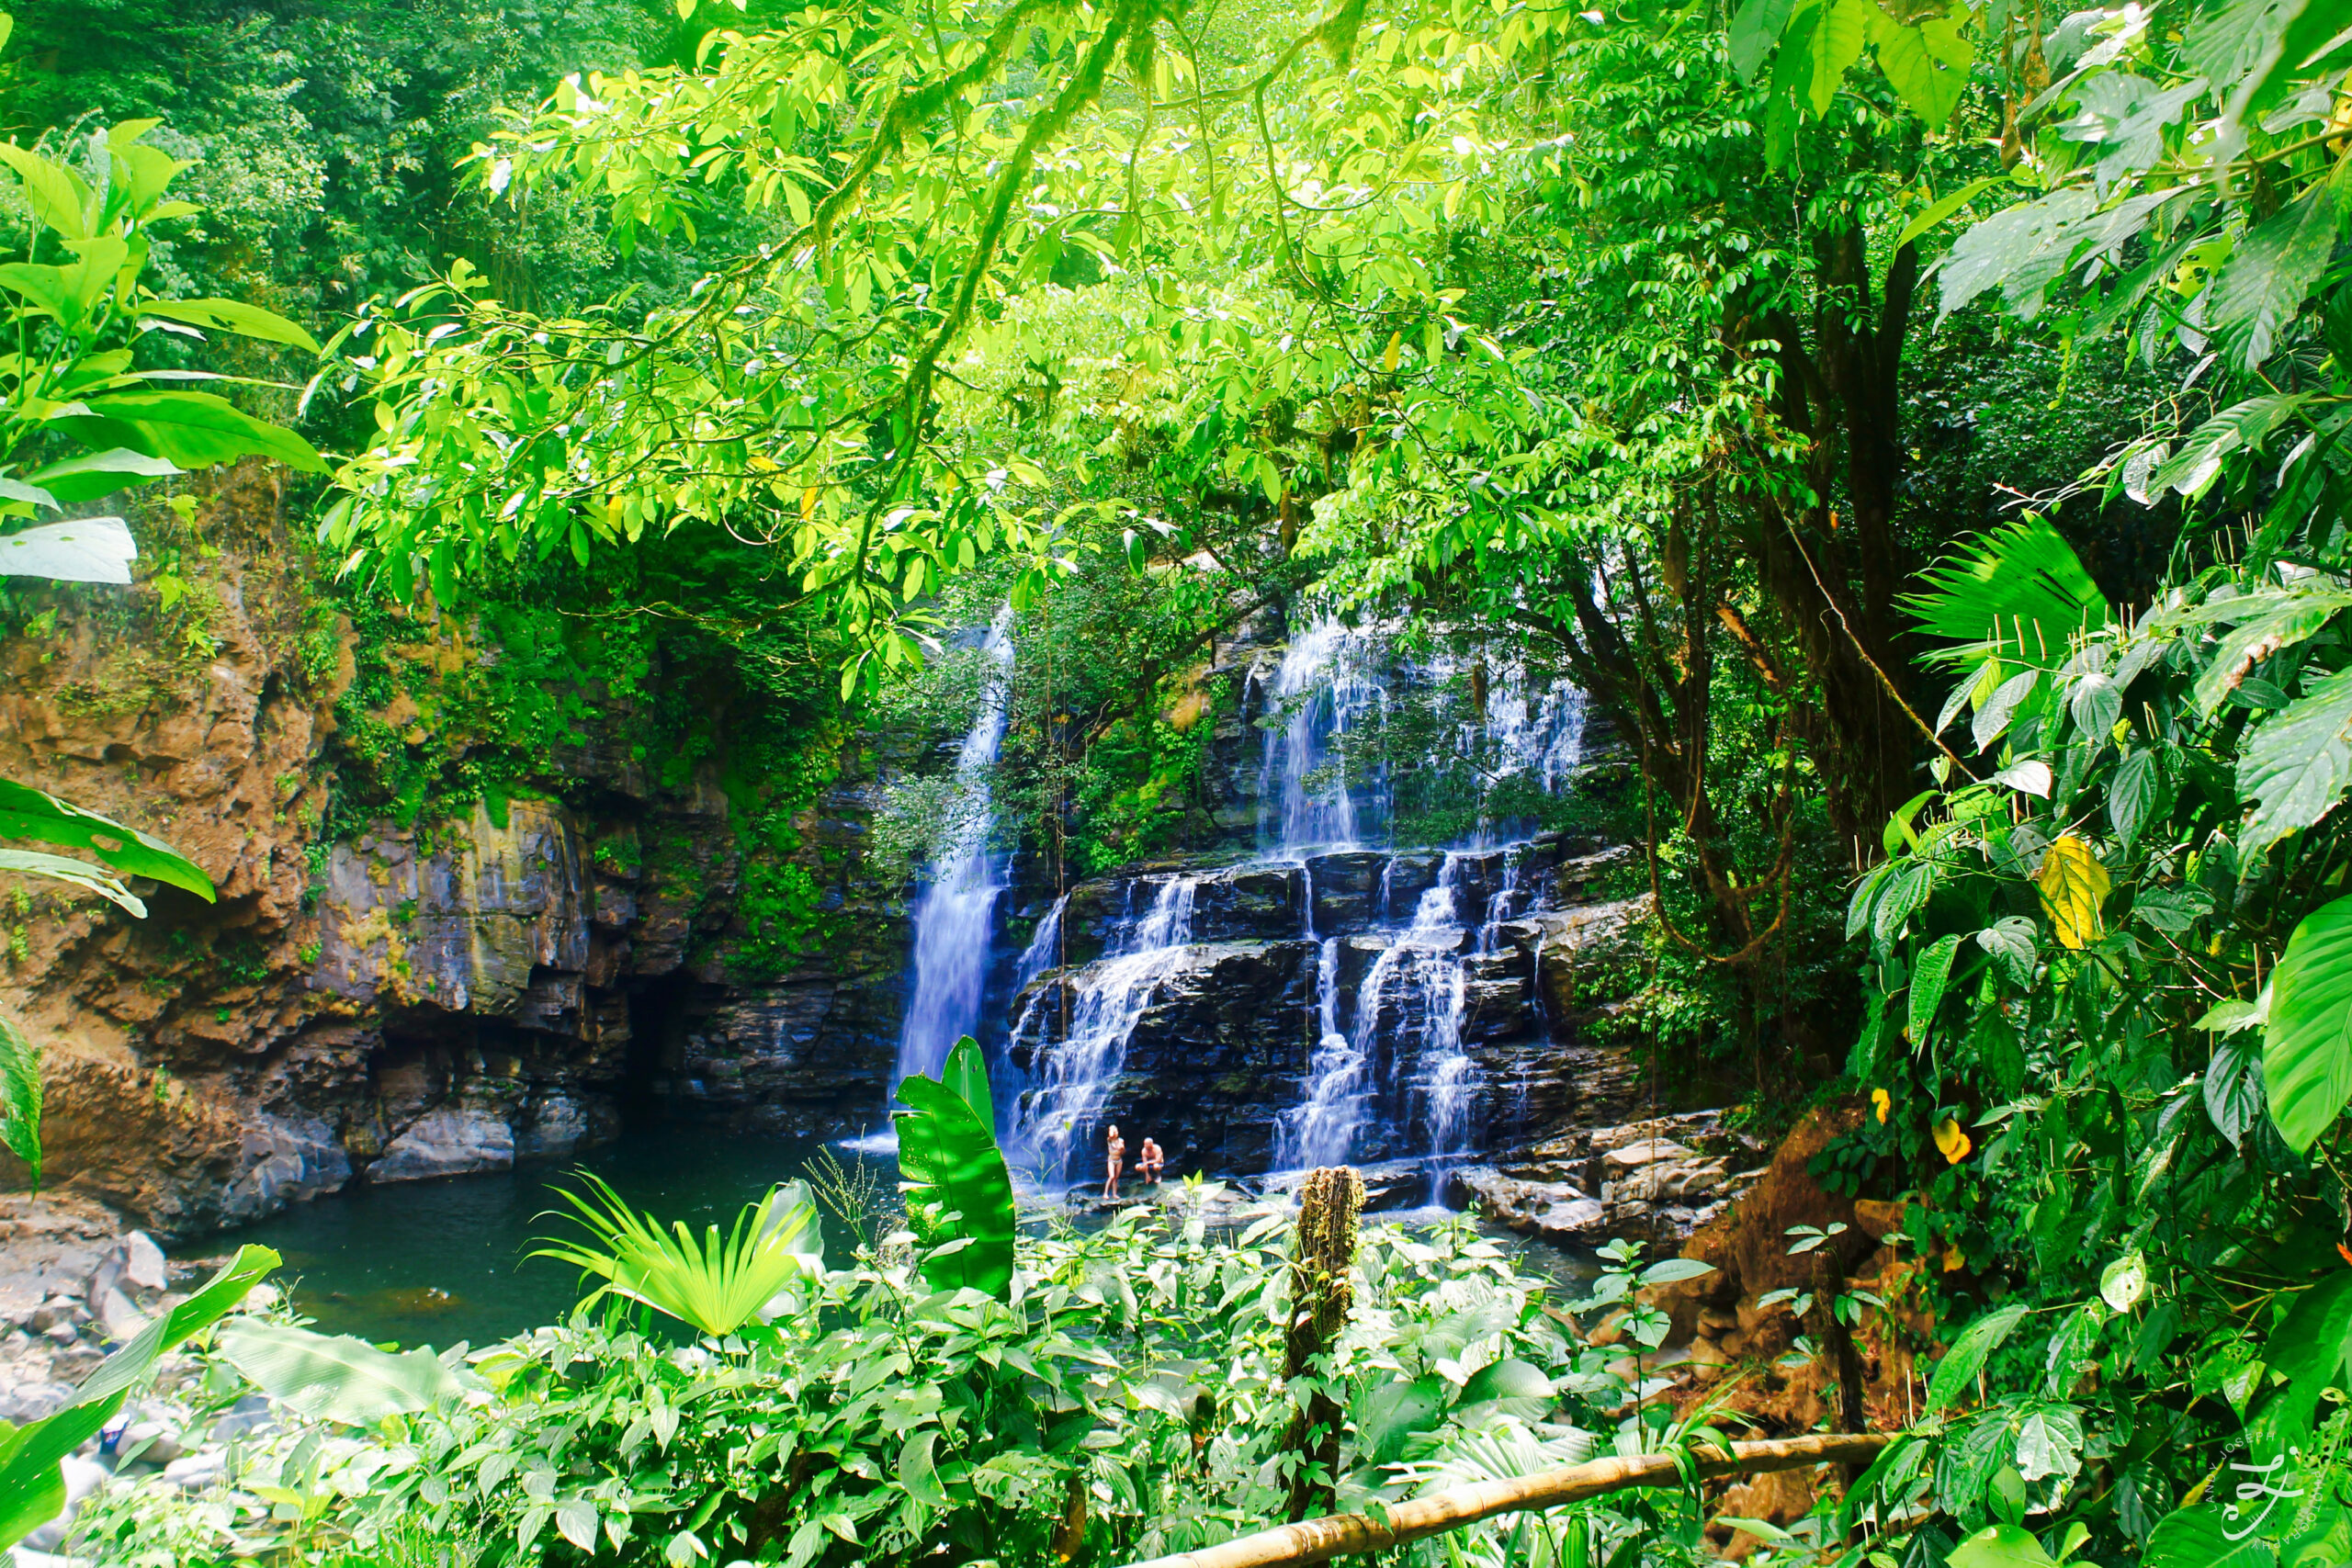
[889,608,1017,1089]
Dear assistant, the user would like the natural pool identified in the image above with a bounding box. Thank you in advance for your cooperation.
[212,1125,1591,1348]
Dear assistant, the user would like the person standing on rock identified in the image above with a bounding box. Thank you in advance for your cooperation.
[1138,1137,1165,1185]
[1103,1125,1127,1201]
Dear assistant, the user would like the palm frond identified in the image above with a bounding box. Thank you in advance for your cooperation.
[528,1172,822,1337]
[1902,514,2107,667]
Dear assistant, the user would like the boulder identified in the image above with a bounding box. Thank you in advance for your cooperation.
[1452,1166,1607,1243]
[370,1107,515,1182]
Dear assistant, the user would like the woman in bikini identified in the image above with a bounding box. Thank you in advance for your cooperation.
[1103,1124,1126,1201]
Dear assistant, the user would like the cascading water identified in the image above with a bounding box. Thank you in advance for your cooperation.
[1258,621,1386,853]
[1010,876,1199,1185]
[888,608,1017,1089]
[1263,620,1588,1188]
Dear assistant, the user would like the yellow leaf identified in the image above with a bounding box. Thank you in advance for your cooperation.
[2036,834,2109,949]
[1380,331,1401,373]
[801,486,819,522]
[1933,1117,1973,1164]
[1941,1245,1966,1272]
[1871,1088,1890,1124]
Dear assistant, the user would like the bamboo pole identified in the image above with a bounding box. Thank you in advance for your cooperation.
[1119,1433,1895,1568]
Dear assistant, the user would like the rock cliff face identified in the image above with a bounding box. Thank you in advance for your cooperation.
[0,471,917,1237]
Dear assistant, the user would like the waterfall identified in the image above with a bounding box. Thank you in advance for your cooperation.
[1011,875,1198,1186]
[1274,937,1363,1170]
[890,608,1017,1089]
[1261,619,1589,1191]
[1258,620,1385,853]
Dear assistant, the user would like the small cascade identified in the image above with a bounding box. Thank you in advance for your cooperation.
[1011,875,1199,1185]
[1274,937,1363,1169]
[1014,894,1068,990]
[1258,621,1385,853]
[889,609,1017,1089]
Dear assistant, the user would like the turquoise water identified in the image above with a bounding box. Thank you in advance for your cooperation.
[213,1127,1591,1348]
[217,1127,896,1348]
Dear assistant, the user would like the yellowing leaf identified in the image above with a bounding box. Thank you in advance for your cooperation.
[1933,1117,1973,1164]
[1871,1088,1891,1123]
[1380,331,1401,372]
[1941,1246,1967,1272]
[2037,835,2109,949]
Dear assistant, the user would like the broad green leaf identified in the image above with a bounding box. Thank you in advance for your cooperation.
[215,1321,462,1426]
[23,447,182,504]
[898,1430,947,1507]
[896,1070,1017,1301]
[556,1497,598,1552]
[2036,836,2109,950]
[1805,0,1868,115]
[0,145,91,242]
[1977,918,2037,986]
[0,1018,38,1192]
[60,390,325,474]
[1867,8,1970,126]
[0,778,215,899]
[1939,188,2098,321]
[2150,394,2314,499]
[2208,1037,2267,1148]
[2257,1272,2352,1441]
[2264,891,2352,1150]
[1728,0,1798,79]
[2209,182,2342,372]
[1357,1377,1448,1464]
[2143,1504,2280,1568]
[133,298,322,355]
[1928,1303,2029,1412]
[0,515,133,582]
[2108,749,2162,849]
[2240,665,2352,852]
[1947,1522,2059,1567]
[1908,932,1962,1046]
[1635,1258,1716,1286]
[941,1035,993,1126]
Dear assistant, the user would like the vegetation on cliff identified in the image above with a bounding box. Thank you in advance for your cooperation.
[4,0,2352,1562]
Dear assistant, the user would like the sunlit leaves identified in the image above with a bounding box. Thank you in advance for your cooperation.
[2037,835,2109,950]
[2264,892,2352,1151]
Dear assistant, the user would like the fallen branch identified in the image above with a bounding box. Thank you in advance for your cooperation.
[1119,1433,1894,1568]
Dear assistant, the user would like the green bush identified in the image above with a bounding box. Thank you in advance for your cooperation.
[70,1203,1698,1568]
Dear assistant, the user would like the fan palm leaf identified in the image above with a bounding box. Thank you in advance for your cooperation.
[529,1173,822,1337]
[1903,513,2107,667]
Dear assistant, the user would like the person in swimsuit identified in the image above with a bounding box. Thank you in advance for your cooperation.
[1104,1125,1126,1201]
[1138,1137,1165,1185]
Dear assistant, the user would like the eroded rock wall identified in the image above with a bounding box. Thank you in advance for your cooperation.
[0,471,913,1236]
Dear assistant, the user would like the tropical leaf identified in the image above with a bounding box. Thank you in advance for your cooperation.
[23,447,182,504]
[58,390,325,474]
[2265,892,2352,1150]
[0,1018,40,1191]
[2209,182,2346,372]
[216,1321,463,1426]
[1867,7,1970,125]
[0,516,133,582]
[942,1035,993,1125]
[2149,393,2315,499]
[2256,1271,2352,1442]
[1905,515,2107,669]
[1927,1302,2029,1412]
[1727,0,1798,80]
[1948,1522,2059,1566]
[2143,1503,2281,1568]
[896,1037,1018,1301]
[2207,1038,2268,1150]
[2240,664,2352,851]
[131,298,321,355]
[2037,836,2110,950]
[1907,932,1962,1046]
[0,847,146,916]
[1804,0,1868,116]
[530,1173,821,1337]
[0,1245,276,1550]
[0,778,215,900]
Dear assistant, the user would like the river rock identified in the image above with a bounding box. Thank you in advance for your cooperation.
[369,1106,515,1182]
[1452,1166,1607,1242]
